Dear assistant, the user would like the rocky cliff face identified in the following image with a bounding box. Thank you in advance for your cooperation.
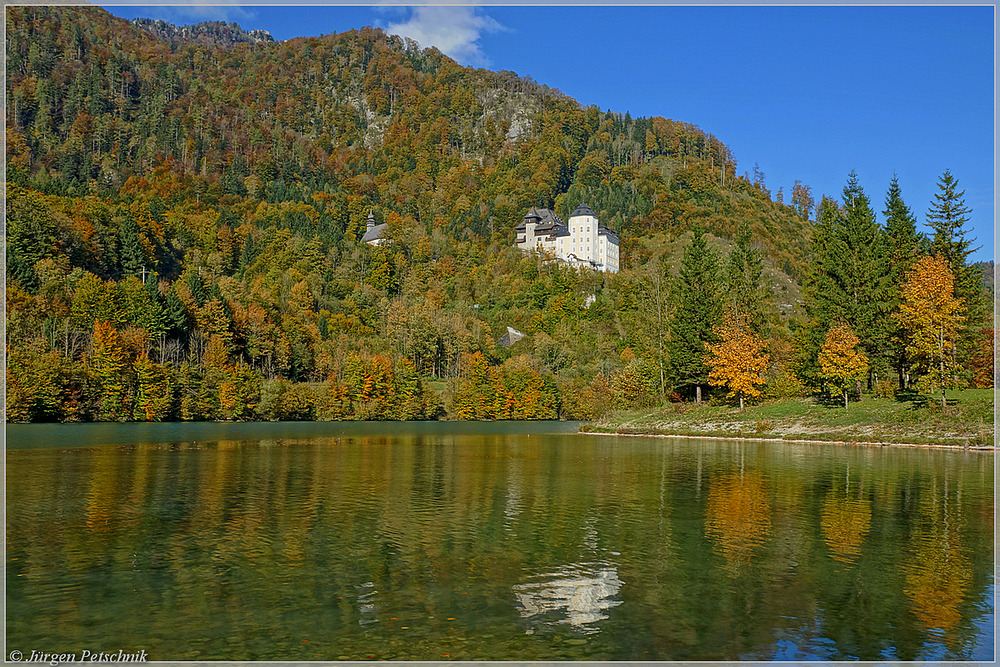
[131,18,275,48]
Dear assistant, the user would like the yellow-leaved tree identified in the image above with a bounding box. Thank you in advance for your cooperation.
[706,319,769,410]
[894,255,965,409]
[818,324,869,409]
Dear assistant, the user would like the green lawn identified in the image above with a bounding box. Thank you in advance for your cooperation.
[583,388,995,447]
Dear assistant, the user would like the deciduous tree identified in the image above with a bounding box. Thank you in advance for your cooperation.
[706,318,769,410]
[132,352,172,421]
[90,319,130,421]
[894,255,965,409]
[818,324,869,409]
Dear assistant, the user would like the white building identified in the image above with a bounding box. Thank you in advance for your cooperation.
[513,203,620,273]
[361,211,390,246]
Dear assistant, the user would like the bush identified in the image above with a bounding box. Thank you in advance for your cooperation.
[610,359,658,409]
[871,379,896,399]
[256,378,285,421]
[762,366,805,400]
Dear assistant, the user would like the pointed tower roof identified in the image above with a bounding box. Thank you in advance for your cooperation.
[570,203,596,218]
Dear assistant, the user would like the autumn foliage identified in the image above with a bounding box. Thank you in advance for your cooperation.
[705,320,770,409]
[894,255,965,408]
[4,7,994,423]
[818,324,869,409]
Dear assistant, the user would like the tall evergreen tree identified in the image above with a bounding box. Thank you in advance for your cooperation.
[118,212,145,278]
[883,175,924,389]
[666,228,723,403]
[884,174,924,268]
[798,174,894,391]
[828,172,893,379]
[925,169,990,368]
[795,195,844,389]
[725,221,767,335]
[927,169,975,269]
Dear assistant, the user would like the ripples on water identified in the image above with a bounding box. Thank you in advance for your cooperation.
[5,422,995,661]
[514,561,623,633]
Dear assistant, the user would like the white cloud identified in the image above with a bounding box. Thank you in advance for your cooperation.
[384,6,506,67]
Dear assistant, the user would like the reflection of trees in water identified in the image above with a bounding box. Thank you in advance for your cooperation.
[820,468,871,564]
[903,478,973,637]
[84,450,121,533]
[704,470,771,576]
[8,436,995,661]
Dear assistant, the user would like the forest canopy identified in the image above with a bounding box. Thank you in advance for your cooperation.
[5,7,992,423]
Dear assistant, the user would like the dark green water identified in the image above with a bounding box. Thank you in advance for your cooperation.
[6,422,995,661]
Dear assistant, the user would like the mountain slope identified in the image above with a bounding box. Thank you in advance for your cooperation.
[5,7,822,423]
[6,6,812,275]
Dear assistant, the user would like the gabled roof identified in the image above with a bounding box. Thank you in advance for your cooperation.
[515,207,563,231]
[497,326,526,348]
[361,223,390,243]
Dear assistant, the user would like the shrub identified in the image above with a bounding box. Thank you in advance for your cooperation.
[762,366,805,400]
[871,379,896,399]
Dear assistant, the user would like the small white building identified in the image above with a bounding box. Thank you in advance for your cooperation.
[361,211,391,246]
[513,203,620,273]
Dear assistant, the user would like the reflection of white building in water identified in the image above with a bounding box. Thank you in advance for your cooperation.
[513,562,623,632]
[357,580,379,626]
[513,203,620,273]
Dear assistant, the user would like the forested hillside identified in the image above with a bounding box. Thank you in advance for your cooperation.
[5,6,991,423]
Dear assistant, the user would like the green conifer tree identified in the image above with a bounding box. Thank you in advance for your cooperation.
[925,169,990,368]
[883,174,924,389]
[828,172,894,382]
[796,195,846,389]
[725,221,767,335]
[798,174,893,391]
[927,169,975,269]
[118,212,145,278]
[666,228,723,403]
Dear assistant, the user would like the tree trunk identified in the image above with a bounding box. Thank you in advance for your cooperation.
[844,390,848,410]
[696,384,702,404]
[739,392,744,410]
[939,326,947,410]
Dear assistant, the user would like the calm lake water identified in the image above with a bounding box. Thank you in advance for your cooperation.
[6,421,995,661]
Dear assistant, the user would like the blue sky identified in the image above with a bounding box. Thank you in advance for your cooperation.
[103,4,995,262]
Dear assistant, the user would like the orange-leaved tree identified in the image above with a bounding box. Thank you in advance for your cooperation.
[894,255,965,409]
[90,319,130,421]
[706,318,770,410]
[818,324,869,409]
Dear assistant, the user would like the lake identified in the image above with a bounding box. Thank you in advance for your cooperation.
[6,421,994,661]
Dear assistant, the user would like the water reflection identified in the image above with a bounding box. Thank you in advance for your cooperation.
[704,470,772,575]
[820,467,871,564]
[513,561,623,633]
[904,478,973,637]
[357,581,379,627]
[5,426,994,661]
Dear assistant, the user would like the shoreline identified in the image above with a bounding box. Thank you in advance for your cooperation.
[579,427,995,451]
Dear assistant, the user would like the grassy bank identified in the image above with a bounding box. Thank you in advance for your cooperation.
[582,388,995,447]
